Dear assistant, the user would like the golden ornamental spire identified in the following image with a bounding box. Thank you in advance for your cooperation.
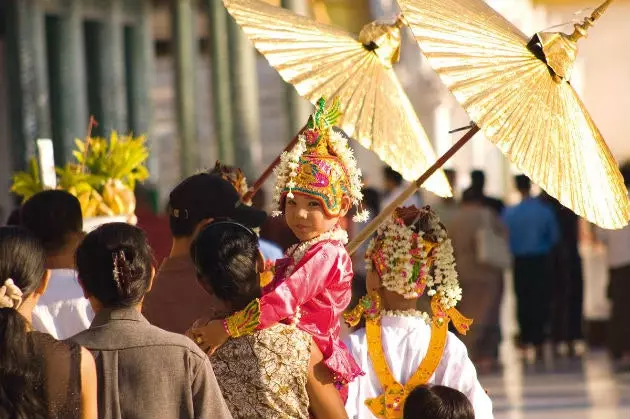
[532,0,614,82]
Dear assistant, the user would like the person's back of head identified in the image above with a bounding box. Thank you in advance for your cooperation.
[362,187,381,216]
[514,174,532,196]
[191,221,262,312]
[403,385,475,419]
[470,170,485,192]
[168,173,266,239]
[0,226,48,419]
[20,190,83,255]
[383,166,404,191]
[5,208,21,226]
[76,223,153,309]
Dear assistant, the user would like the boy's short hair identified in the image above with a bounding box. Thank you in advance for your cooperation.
[20,190,83,253]
[403,385,474,419]
[515,174,531,192]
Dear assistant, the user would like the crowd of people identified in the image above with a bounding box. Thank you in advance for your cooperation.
[1,98,629,419]
[0,101,492,419]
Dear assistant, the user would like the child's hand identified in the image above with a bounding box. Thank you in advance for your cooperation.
[190,320,229,355]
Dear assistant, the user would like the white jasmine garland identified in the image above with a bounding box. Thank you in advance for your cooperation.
[271,134,307,216]
[382,309,431,324]
[365,210,463,322]
[284,228,348,276]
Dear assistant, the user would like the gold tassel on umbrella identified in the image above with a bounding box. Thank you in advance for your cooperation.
[348,0,630,253]
[224,0,452,200]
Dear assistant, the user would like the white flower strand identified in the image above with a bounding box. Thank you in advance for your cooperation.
[382,309,431,324]
[284,228,348,276]
[271,135,307,217]
[365,211,463,323]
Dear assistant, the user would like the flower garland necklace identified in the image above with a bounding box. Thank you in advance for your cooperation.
[285,228,348,275]
[382,309,431,324]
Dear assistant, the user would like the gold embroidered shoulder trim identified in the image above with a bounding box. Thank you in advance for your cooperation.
[364,317,448,418]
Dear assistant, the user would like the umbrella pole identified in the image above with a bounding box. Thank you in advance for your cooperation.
[242,128,304,202]
[347,124,481,255]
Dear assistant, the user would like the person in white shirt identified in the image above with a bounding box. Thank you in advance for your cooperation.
[344,205,492,419]
[20,190,93,339]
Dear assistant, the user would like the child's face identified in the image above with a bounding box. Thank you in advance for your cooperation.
[285,194,348,241]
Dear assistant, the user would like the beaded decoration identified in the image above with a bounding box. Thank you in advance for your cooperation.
[223,298,261,338]
[271,97,368,222]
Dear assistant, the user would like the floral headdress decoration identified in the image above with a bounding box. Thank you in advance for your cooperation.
[347,206,471,333]
[271,97,368,222]
[210,161,250,204]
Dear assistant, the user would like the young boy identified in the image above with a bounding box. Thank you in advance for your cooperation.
[344,206,493,419]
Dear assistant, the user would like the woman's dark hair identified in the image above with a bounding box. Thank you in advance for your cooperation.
[191,222,262,311]
[403,384,475,419]
[76,223,153,308]
[0,226,48,419]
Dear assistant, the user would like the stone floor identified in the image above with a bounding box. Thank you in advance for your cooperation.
[483,350,630,419]
[479,261,630,419]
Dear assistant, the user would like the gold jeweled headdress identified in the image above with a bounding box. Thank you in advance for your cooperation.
[272,97,367,222]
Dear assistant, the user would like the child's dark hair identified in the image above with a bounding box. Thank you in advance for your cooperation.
[76,223,153,308]
[403,384,475,419]
[0,226,48,418]
[191,222,262,311]
[20,190,83,253]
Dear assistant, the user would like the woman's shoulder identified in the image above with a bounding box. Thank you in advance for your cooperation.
[31,331,79,354]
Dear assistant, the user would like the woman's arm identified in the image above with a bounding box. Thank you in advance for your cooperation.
[306,341,349,419]
[80,347,98,419]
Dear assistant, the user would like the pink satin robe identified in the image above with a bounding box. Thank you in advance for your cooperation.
[260,239,363,384]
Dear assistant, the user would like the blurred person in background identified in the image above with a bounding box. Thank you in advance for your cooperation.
[503,175,559,361]
[350,187,381,308]
[448,189,506,373]
[540,192,584,358]
[596,162,630,372]
[464,170,504,216]
[382,166,422,210]
[433,168,458,227]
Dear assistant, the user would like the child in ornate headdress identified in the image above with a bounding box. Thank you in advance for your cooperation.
[191,98,368,395]
[343,206,493,419]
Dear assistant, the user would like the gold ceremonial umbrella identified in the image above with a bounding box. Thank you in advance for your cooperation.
[347,0,630,253]
[224,0,452,198]
[397,0,629,229]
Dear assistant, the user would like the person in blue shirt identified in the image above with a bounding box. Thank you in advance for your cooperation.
[258,238,283,262]
[502,175,559,360]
